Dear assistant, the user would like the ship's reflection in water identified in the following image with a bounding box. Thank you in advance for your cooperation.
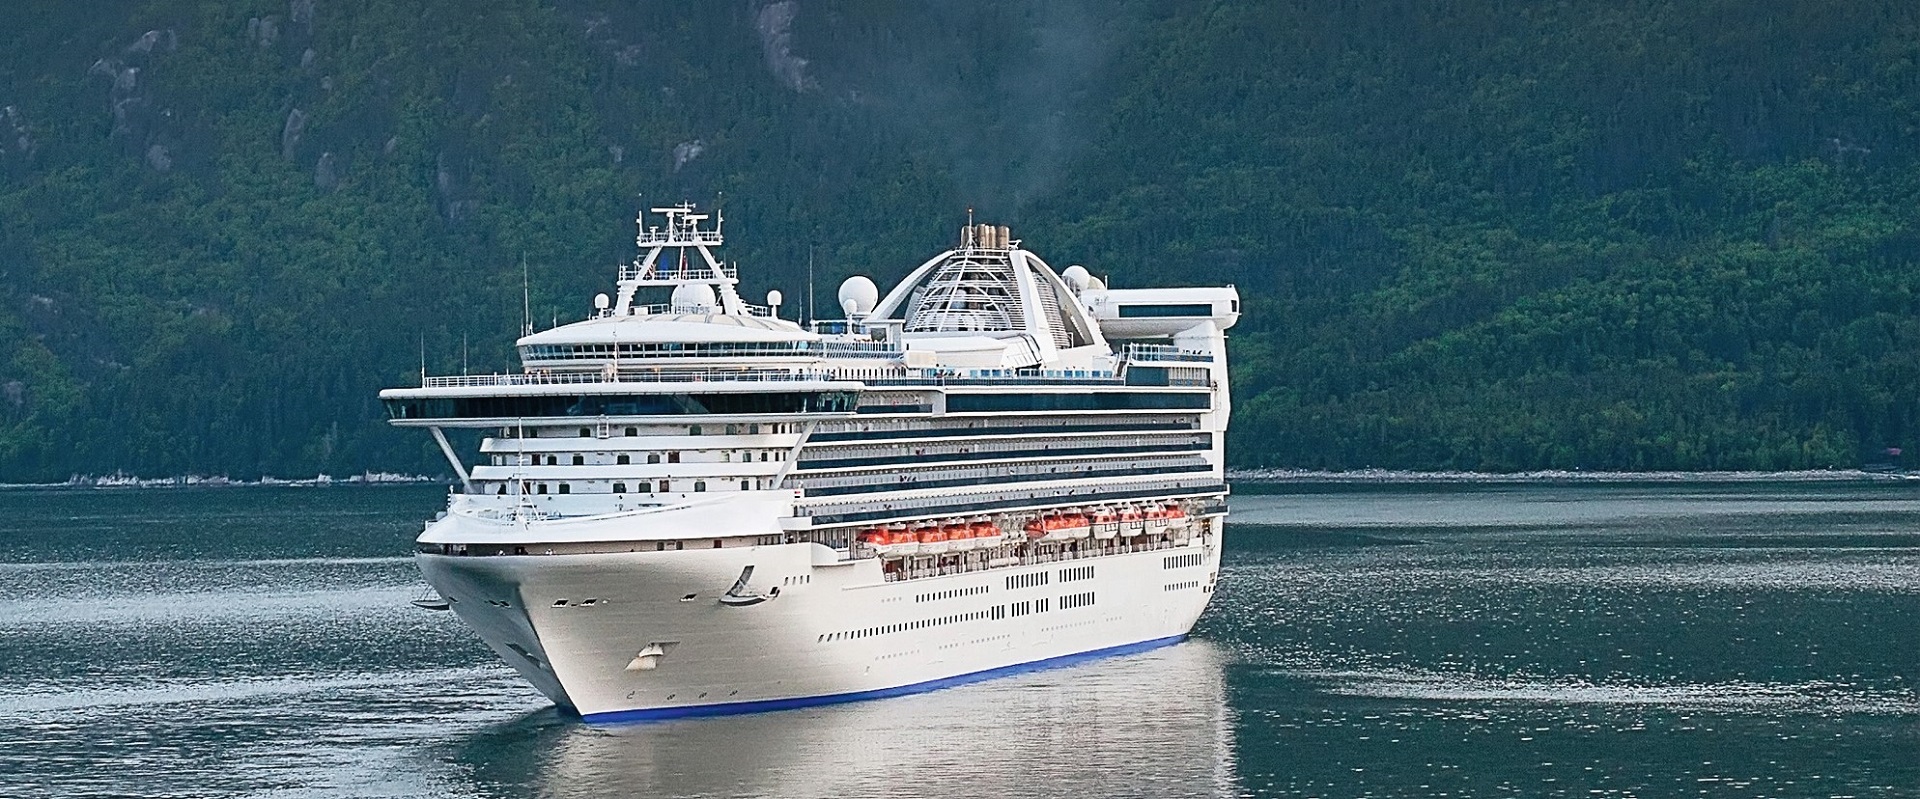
[455,641,1236,799]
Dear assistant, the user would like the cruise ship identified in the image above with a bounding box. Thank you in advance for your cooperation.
[381,204,1238,722]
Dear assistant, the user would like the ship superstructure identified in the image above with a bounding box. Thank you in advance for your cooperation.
[381,205,1239,720]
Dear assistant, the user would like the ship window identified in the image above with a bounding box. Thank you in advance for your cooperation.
[558,484,570,494]
[625,427,638,436]
[613,482,627,493]
[726,424,739,435]
[537,483,548,494]
[740,480,750,491]
[712,539,722,548]
[1116,303,1213,318]
[648,453,660,464]
[675,541,684,551]
[759,452,768,462]
[617,454,630,465]
[579,427,591,437]
[496,484,506,495]
[694,480,706,492]
[572,455,584,466]
[689,425,702,435]
[668,452,681,463]
[750,424,761,434]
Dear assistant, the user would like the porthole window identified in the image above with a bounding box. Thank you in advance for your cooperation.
[617,454,631,465]
[625,427,637,436]
[648,453,661,464]
[579,427,591,438]
[694,480,707,492]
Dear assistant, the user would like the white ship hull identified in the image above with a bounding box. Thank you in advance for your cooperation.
[420,523,1221,720]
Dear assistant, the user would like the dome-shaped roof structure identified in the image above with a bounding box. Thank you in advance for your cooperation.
[868,225,1106,366]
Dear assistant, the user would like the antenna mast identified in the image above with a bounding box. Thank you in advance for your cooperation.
[806,244,816,326]
[521,254,532,336]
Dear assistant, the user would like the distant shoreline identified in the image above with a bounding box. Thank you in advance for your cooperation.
[1227,468,1914,484]
[0,473,443,490]
[4,469,1910,492]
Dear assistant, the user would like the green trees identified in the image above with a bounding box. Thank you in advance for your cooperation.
[0,0,1917,479]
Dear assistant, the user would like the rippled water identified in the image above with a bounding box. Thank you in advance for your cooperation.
[2,483,1916,797]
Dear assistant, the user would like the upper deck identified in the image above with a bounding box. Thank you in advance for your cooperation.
[381,205,1235,426]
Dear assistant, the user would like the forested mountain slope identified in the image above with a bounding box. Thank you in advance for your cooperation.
[1,0,1917,479]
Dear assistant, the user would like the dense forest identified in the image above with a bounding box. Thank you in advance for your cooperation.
[1,0,1918,480]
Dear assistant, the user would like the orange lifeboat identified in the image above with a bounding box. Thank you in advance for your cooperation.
[1091,508,1121,540]
[878,524,919,557]
[944,520,977,552]
[1035,512,1075,542]
[970,519,1000,546]
[917,523,949,555]
[1164,503,1195,541]
[1024,517,1048,541]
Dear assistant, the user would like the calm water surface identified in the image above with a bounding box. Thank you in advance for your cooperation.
[1,483,1915,797]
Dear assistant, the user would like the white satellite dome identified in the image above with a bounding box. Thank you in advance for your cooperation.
[838,275,879,318]
[1084,275,1107,292]
[670,282,718,311]
[1061,265,1090,291]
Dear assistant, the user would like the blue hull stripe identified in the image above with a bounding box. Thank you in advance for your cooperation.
[580,634,1189,724]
